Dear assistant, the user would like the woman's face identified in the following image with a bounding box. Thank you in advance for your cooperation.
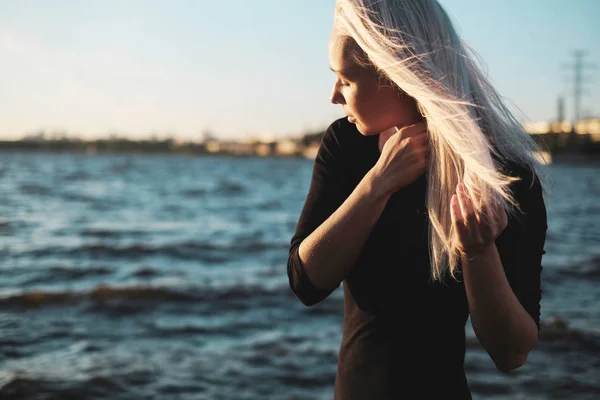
[328,33,421,135]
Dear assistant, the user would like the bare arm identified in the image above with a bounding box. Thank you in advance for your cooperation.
[299,123,429,292]
[451,180,545,372]
[462,245,538,373]
[298,169,391,291]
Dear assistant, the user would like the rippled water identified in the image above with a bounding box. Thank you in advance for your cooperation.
[0,152,599,400]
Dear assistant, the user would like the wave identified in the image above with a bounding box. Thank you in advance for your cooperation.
[215,181,246,195]
[19,183,53,196]
[181,188,207,197]
[568,255,600,279]
[546,255,600,282]
[537,316,600,353]
[79,228,152,238]
[466,316,600,355]
[0,218,11,236]
[130,267,160,278]
[0,375,136,398]
[18,239,290,262]
[63,170,92,181]
[20,265,113,285]
[0,282,293,310]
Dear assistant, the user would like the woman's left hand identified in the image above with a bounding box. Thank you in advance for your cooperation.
[450,183,508,256]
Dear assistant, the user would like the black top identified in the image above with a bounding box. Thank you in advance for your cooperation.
[287,117,547,399]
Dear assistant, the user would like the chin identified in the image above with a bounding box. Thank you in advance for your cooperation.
[354,123,380,136]
[348,117,384,136]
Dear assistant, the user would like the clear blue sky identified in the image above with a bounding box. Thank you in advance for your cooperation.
[0,0,598,140]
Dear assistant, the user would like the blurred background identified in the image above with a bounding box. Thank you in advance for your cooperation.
[0,1,599,399]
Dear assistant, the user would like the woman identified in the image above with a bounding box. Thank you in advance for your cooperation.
[287,0,548,399]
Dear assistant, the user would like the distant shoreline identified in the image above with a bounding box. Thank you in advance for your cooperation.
[1,147,599,166]
[3,128,600,161]
[3,131,600,164]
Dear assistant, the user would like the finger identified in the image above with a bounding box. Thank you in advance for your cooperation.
[455,184,468,220]
[488,200,508,233]
[477,212,494,241]
[412,131,430,145]
[402,132,429,153]
[450,193,462,223]
[469,187,482,210]
[397,122,427,139]
[484,199,505,226]
[457,184,478,233]
[451,194,468,238]
[478,203,494,229]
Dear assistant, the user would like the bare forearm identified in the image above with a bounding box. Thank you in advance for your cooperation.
[299,169,390,291]
[462,245,538,372]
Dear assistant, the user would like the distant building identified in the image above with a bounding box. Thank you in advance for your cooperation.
[205,140,221,153]
[205,139,255,155]
[523,121,572,134]
[302,142,320,159]
[575,119,600,142]
[254,142,273,157]
[275,138,300,156]
[523,118,600,142]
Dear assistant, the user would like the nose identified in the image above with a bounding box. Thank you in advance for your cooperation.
[330,83,344,105]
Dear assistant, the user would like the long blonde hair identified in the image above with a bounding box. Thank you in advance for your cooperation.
[334,0,548,281]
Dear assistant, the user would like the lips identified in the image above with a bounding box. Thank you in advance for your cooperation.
[347,116,357,123]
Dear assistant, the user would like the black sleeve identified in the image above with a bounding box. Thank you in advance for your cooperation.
[287,121,351,306]
[496,167,547,331]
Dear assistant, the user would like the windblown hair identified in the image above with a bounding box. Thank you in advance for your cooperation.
[334,0,548,281]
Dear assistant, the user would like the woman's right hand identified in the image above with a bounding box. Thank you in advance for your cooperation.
[369,122,429,197]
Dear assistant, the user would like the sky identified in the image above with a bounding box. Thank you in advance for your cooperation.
[0,0,599,141]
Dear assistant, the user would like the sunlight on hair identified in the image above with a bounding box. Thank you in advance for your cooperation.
[334,0,549,281]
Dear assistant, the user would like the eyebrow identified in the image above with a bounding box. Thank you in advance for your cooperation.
[330,66,353,77]
[329,65,361,79]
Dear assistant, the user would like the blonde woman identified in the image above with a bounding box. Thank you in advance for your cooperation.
[287,0,548,398]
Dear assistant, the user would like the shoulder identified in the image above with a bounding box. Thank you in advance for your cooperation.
[498,158,547,224]
[499,159,543,195]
